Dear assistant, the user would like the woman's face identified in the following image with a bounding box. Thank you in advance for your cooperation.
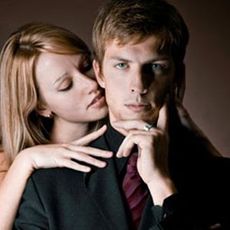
[35,52,108,124]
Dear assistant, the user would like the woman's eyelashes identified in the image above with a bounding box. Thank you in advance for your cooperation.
[57,79,73,92]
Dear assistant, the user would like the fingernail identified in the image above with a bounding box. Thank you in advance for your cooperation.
[100,162,107,167]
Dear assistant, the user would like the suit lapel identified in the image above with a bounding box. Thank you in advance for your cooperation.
[83,135,130,230]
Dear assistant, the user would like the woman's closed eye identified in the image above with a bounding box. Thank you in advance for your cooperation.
[57,79,73,92]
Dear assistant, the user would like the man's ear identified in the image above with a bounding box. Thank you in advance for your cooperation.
[36,102,53,118]
[93,59,105,88]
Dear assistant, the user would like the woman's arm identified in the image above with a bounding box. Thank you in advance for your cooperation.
[0,152,34,230]
[0,151,9,184]
[0,125,112,230]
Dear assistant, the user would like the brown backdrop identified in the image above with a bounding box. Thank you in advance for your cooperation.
[0,0,229,156]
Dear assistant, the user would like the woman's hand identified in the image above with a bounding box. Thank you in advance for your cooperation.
[18,125,112,173]
[0,126,112,230]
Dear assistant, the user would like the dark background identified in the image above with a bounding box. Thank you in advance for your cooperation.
[0,0,229,156]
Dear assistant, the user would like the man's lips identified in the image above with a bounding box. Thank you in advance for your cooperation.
[125,103,150,112]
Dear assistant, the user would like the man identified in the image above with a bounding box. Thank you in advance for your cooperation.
[14,0,230,229]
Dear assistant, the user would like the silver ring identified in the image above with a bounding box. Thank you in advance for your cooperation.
[143,123,154,131]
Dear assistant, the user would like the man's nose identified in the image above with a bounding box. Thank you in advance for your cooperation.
[130,71,148,95]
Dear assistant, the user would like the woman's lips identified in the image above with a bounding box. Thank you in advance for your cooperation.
[89,94,105,108]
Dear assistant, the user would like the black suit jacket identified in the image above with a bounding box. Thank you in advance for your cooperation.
[14,118,230,229]
[14,130,157,230]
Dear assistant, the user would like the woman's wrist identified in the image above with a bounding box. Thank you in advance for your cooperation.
[13,150,35,176]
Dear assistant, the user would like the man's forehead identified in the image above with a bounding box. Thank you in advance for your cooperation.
[103,35,171,60]
[105,35,160,48]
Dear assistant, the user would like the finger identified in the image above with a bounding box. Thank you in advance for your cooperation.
[71,125,107,146]
[126,128,162,136]
[156,100,169,132]
[113,120,154,132]
[62,159,91,172]
[68,151,107,168]
[116,135,135,158]
[65,145,113,158]
[117,133,154,158]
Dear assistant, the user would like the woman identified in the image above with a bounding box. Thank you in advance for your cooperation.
[0,22,111,229]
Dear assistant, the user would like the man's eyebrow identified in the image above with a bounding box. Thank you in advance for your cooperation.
[109,56,132,62]
[109,56,171,63]
[53,73,68,85]
[150,57,171,62]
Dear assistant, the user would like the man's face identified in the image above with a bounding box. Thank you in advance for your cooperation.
[94,35,175,124]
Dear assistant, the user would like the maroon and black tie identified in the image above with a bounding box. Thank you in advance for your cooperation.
[122,153,148,229]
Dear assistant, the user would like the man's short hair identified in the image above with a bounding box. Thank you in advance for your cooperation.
[92,0,189,66]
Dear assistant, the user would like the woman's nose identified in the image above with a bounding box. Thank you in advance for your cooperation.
[83,74,98,94]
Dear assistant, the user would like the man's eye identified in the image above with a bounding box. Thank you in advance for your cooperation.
[152,63,169,73]
[115,63,128,69]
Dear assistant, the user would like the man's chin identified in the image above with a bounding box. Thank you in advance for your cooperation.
[118,111,159,123]
[109,107,160,123]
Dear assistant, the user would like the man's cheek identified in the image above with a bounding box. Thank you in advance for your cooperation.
[151,89,168,108]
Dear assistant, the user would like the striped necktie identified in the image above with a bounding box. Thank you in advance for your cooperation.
[122,153,148,229]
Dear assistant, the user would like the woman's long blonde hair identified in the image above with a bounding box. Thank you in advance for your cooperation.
[0,23,91,162]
